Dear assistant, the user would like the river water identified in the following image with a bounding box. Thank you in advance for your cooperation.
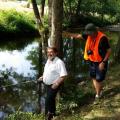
[0,42,38,77]
[0,38,40,119]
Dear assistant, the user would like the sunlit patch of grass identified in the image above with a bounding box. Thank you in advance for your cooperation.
[5,112,44,120]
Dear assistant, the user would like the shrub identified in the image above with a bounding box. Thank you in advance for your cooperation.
[56,75,93,114]
[5,111,44,120]
[0,9,38,36]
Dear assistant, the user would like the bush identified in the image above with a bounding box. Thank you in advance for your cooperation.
[56,76,92,113]
[0,9,38,37]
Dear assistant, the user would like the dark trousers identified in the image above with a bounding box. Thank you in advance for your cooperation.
[45,85,60,115]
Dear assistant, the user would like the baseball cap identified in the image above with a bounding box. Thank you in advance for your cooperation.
[84,23,97,35]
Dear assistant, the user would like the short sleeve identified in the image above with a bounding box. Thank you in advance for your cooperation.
[58,60,67,77]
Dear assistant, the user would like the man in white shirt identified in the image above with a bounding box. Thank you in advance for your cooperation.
[38,47,67,120]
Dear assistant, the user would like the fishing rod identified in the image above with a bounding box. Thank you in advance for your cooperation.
[0,80,37,89]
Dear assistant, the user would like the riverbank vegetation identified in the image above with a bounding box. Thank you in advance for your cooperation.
[1,0,120,120]
[57,63,120,120]
[5,63,120,120]
[1,0,120,39]
[0,9,39,38]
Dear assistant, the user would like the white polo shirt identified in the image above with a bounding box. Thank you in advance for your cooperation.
[43,57,67,85]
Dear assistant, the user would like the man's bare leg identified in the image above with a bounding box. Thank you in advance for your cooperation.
[92,79,102,97]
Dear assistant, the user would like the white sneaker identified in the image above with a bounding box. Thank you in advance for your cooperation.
[95,91,103,99]
[95,94,100,98]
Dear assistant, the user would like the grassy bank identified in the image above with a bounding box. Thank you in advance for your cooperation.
[56,64,120,120]
[5,64,120,120]
[0,9,39,38]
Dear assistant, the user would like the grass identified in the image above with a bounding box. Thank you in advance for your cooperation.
[54,64,120,120]
[5,64,120,120]
[0,1,39,38]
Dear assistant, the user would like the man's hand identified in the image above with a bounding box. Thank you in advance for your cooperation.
[99,62,105,71]
[51,82,59,89]
[51,76,67,89]
[37,76,43,82]
[62,31,82,39]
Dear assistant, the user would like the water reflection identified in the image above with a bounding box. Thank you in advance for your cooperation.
[0,41,39,77]
[0,104,15,120]
[0,38,40,119]
[21,99,37,112]
[0,110,6,120]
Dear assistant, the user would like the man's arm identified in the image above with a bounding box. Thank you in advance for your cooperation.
[62,31,83,39]
[99,48,111,71]
[52,76,67,89]
[53,76,67,85]
[52,59,68,89]
[99,36,111,62]
[102,48,111,62]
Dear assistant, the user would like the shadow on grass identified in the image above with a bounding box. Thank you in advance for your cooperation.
[103,85,120,99]
[91,115,120,120]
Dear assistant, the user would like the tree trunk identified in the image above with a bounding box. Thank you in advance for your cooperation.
[31,0,43,28]
[76,0,82,16]
[49,0,63,55]
[31,0,48,113]
[40,0,45,17]
[48,0,52,34]
[31,0,48,58]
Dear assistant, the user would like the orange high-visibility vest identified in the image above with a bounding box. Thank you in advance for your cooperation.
[84,31,106,62]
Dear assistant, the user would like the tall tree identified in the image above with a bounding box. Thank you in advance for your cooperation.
[48,0,52,35]
[49,0,63,56]
[31,0,48,59]
[40,0,45,17]
[31,0,47,113]
[76,0,82,16]
[31,0,43,28]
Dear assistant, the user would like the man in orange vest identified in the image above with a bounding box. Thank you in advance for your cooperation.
[83,23,111,100]
[63,23,111,100]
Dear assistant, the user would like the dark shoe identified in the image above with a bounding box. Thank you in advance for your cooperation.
[45,112,54,120]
